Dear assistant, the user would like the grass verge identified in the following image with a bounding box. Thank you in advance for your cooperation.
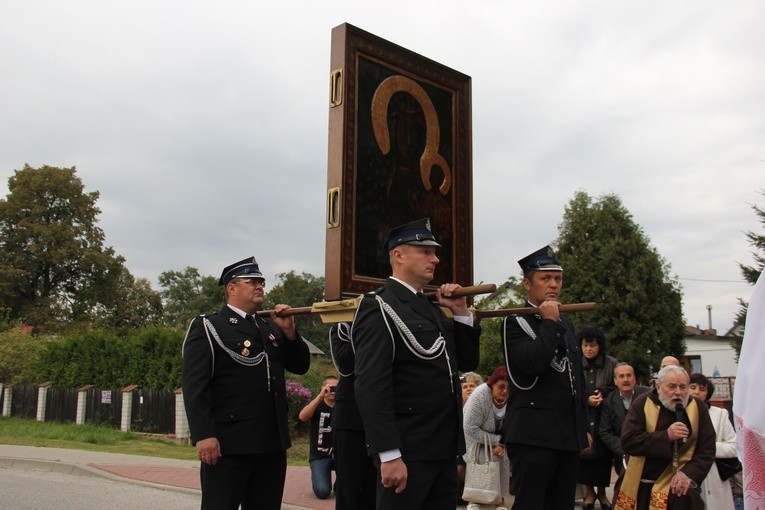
[0,417,309,464]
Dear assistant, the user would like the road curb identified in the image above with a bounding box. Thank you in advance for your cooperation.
[0,456,317,510]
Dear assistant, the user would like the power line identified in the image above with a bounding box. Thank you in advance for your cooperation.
[678,277,747,283]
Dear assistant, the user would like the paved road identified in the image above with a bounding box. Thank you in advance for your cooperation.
[0,467,201,510]
[0,445,609,509]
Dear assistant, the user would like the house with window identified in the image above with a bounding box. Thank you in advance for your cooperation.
[680,325,740,407]
[683,325,739,377]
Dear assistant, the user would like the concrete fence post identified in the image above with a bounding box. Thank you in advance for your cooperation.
[1,384,8,417]
[174,388,190,444]
[76,385,93,425]
[121,385,138,432]
[36,382,51,422]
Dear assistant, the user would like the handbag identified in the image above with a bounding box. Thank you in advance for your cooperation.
[715,457,742,481]
[462,431,501,504]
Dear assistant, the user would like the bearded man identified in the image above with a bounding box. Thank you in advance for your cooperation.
[614,365,715,510]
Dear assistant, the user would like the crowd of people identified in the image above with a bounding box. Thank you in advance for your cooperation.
[179,220,746,510]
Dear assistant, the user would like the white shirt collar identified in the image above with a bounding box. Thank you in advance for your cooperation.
[227,304,249,318]
[390,276,419,295]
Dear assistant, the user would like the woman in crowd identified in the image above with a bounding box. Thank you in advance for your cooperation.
[689,373,737,510]
[462,372,484,406]
[458,372,485,506]
[578,325,618,510]
[463,367,511,510]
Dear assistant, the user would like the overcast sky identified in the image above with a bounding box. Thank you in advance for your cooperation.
[1,1,762,332]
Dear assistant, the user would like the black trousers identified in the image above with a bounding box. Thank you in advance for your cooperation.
[375,456,458,510]
[508,443,579,510]
[333,428,376,510]
[199,450,286,510]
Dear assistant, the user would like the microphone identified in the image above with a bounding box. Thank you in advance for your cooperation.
[674,403,685,449]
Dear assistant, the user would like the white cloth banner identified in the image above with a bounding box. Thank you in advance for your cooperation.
[733,272,765,509]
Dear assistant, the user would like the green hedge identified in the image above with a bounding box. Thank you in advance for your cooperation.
[35,326,184,389]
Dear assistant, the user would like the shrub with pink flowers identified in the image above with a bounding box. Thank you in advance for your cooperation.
[285,380,312,435]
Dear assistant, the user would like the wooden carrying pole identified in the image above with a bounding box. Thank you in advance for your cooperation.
[257,283,498,323]
[475,302,597,319]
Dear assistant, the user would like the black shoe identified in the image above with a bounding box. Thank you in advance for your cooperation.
[583,504,595,510]
[599,503,612,510]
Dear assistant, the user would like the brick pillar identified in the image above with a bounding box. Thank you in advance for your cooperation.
[76,385,93,425]
[174,388,190,444]
[121,385,138,432]
[36,382,51,422]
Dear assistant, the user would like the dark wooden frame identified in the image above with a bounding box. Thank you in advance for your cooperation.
[324,23,473,300]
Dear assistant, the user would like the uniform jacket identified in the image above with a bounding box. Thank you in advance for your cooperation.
[329,322,364,432]
[181,305,310,454]
[501,306,588,452]
[351,278,481,461]
[599,384,651,460]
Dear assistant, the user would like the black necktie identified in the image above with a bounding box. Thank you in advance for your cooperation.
[245,314,259,329]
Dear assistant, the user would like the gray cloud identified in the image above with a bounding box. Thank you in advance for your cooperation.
[1,0,762,332]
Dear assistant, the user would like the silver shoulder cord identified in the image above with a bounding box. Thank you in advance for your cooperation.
[503,315,572,392]
[503,315,539,391]
[183,316,216,379]
[375,295,454,393]
[203,317,271,392]
[329,322,354,378]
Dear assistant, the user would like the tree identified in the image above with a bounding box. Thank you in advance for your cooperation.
[555,191,685,379]
[159,268,327,350]
[0,326,46,384]
[738,189,765,285]
[732,189,765,356]
[91,269,164,331]
[0,165,126,332]
[473,277,525,376]
[158,267,223,328]
[264,271,328,353]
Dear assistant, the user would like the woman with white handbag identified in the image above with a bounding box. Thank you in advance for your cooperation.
[462,367,511,510]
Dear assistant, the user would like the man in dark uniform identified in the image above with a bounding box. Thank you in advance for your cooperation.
[351,218,481,510]
[181,256,311,510]
[501,245,588,510]
[330,322,377,510]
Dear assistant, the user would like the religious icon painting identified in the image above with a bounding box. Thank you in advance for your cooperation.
[324,23,474,300]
